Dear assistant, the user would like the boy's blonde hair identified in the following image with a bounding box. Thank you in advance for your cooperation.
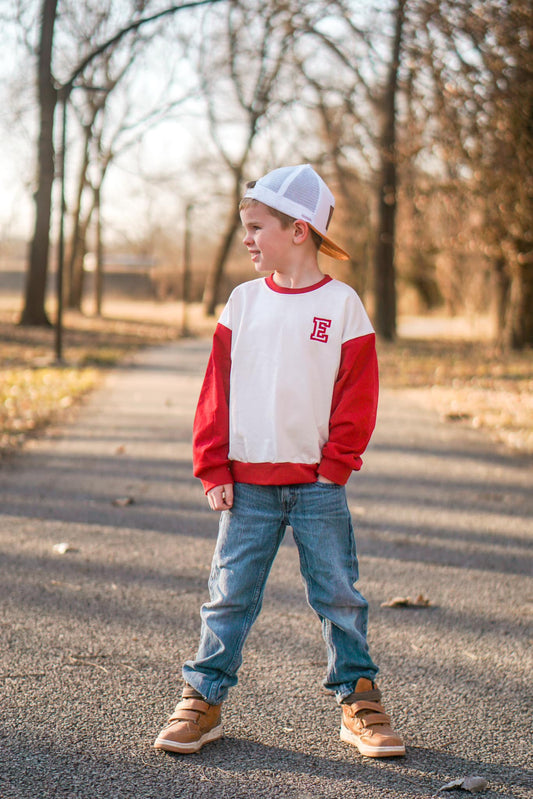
[240,183,323,252]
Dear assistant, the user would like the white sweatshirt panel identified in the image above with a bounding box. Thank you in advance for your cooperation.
[218,277,373,467]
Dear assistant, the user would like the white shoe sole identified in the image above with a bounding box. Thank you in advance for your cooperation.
[154,724,224,753]
[340,722,405,758]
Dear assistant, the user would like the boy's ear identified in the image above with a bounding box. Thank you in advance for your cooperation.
[293,219,310,244]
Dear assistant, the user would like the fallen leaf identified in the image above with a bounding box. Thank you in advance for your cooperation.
[381,593,432,608]
[439,779,465,791]
[444,412,472,422]
[112,496,135,507]
[438,776,489,793]
[461,777,489,793]
[52,542,78,554]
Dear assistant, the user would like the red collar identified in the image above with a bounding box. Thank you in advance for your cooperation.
[265,274,332,294]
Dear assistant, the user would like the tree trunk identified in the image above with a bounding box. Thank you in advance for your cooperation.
[182,203,193,335]
[500,70,533,348]
[373,0,405,341]
[20,0,58,327]
[94,185,104,317]
[501,248,533,349]
[66,124,92,309]
[68,200,94,312]
[203,168,243,317]
[514,260,533,347]
[494,256,510,340]
[20,0,224,327]
[69,220,90,310]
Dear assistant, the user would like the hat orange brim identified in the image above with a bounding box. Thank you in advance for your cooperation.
[309,225,350,261]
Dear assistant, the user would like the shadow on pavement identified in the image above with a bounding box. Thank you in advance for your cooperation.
[1,732,529,799]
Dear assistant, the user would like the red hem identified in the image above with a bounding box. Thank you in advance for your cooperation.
[231,461,318,485]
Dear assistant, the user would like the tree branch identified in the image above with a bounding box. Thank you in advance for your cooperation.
[60,0,225,98]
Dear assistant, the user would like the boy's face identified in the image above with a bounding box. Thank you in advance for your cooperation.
[240,203,295,274]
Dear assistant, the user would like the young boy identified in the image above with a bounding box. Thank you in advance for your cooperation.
[154,164,405,758]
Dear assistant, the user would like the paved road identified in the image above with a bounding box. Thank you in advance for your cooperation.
[1,340,531,799]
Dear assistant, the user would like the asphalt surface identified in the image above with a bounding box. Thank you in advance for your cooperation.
[1,339,531,799]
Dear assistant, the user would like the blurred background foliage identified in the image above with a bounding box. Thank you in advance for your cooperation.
[0,0,530,346]
[0,1,531,458]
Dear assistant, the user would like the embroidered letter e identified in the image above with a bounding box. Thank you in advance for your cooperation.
[310,317,332,343]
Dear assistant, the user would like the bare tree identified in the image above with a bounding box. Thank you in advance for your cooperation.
[20,0,58,326]
[296,0,404,337]
[293,70,374,296]
[298,0,531,345]
[399,0,532,347]
[466,0,533,348]
[65,80,110,309]
[63,25,194,312]
[13,0,530,344]
[372,0,406,340]
[19,0,225,327]
[196,0,299,315]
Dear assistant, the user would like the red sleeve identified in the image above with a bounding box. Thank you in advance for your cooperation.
[318,332,379,485]
[192,323,233,493]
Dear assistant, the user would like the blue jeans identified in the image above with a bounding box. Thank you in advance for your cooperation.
[183,482,378,704]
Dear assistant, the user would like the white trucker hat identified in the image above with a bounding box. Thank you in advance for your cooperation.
[243,164,350,260]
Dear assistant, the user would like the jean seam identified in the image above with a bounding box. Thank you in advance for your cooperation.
[225,524,284,676]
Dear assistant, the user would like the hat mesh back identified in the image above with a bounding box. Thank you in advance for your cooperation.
[284,171,319,212]
[261,169,290,193]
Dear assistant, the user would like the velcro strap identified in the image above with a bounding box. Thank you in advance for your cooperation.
[361,712,391,727]
[347,700,385,716]
[343,689,382,704]
[169,708,202,723]
[175,698,209,713]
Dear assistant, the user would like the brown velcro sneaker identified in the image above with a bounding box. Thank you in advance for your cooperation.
[154,687,223,754]
[340,678,405,757]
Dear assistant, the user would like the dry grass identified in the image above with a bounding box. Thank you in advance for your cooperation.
[0,304,184,456]
[1,302,532,459]
[378,338,533,456]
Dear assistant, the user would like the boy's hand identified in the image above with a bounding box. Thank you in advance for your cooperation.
[317,475,335,484]
[207,483,234,511]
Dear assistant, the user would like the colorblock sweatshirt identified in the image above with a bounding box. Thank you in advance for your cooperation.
[192,274,378,492]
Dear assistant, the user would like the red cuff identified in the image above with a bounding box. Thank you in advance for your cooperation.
[317,457,354,485]
[199,466,234,494]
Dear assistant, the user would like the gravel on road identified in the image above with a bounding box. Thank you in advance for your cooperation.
[1,340,531,799]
